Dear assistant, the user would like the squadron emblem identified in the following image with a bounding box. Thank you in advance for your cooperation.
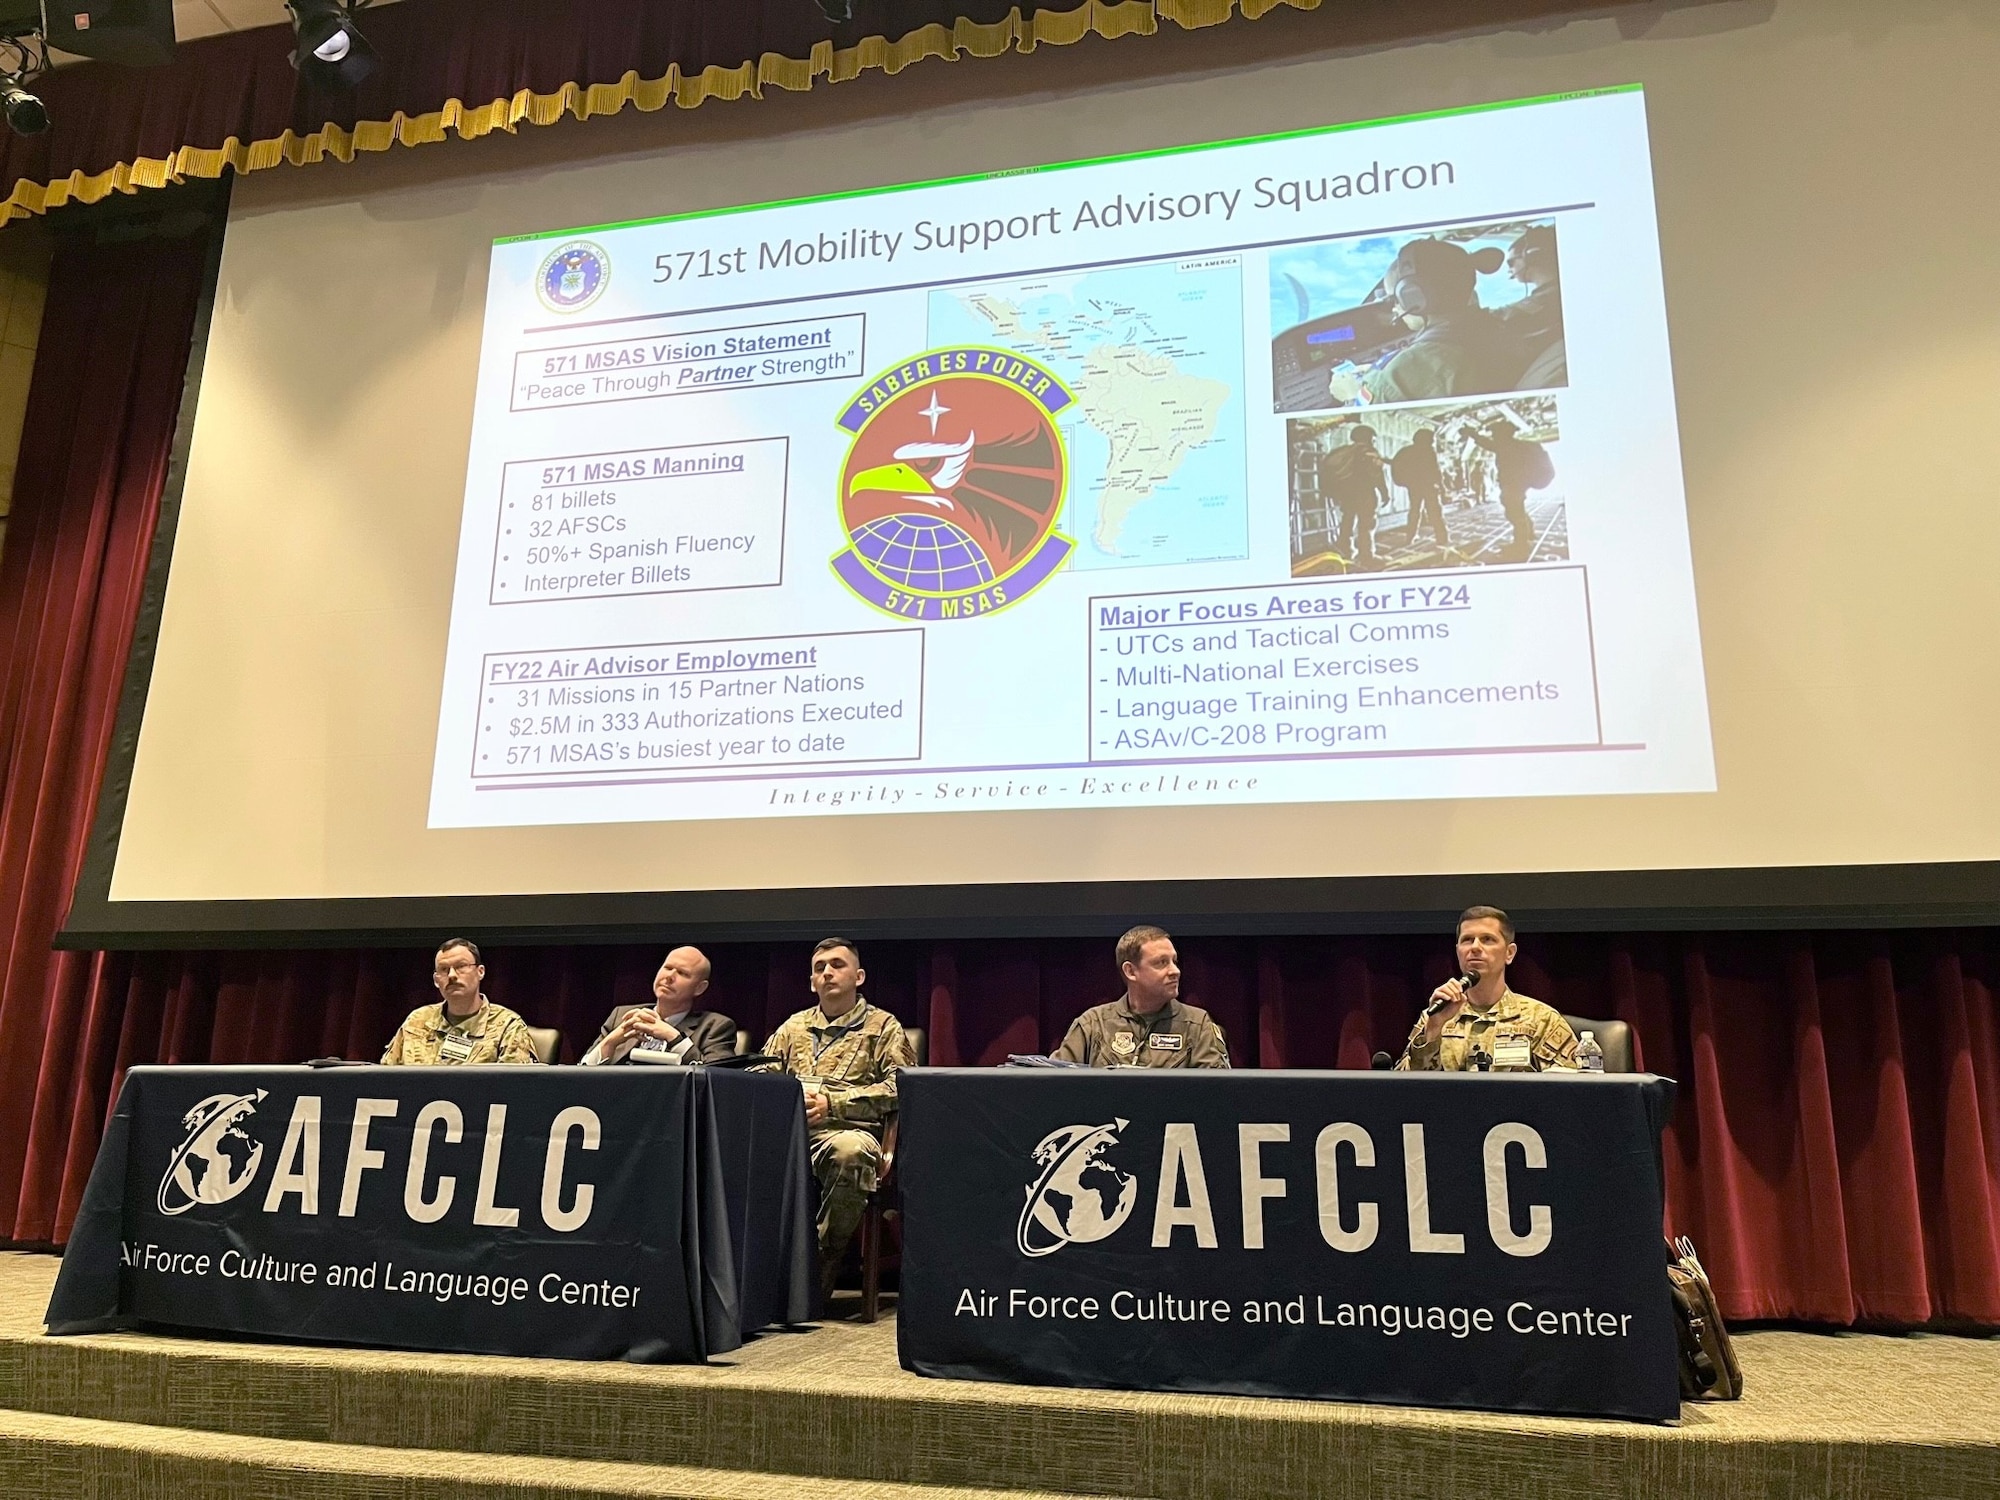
[831,348,1074,621]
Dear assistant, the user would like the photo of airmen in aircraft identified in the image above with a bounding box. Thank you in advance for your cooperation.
[1269,217,1565,414]
[1286,395,1564,574]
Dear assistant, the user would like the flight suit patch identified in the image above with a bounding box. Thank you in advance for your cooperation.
[1147,1034,1184,1052]
[1111,1033,1137,1057]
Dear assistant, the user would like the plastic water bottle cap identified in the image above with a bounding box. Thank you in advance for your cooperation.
[1581,1031,1595,1041]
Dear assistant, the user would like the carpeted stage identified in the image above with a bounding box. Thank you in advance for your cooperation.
[1,1254,1994,1499]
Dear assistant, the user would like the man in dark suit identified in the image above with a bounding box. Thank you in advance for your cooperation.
[580,946,738,1066]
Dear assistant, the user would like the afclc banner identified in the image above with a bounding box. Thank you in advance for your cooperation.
[896,1069,1679,1420]
[46,1065,815,1361]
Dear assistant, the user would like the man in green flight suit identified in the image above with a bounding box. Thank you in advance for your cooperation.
[1055,925,1231,1068]
[1330,237,1521,408]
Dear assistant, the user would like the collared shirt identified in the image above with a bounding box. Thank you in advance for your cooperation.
[634,1008,695,1061]
[381,998,537,1066]
[580,1006,738,1067]
[763,999,913,1134]
[582,1007,694,1067]
[1054,996,1232,1069]
[1396,988,1578,1073]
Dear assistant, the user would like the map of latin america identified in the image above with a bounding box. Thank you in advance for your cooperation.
[928,258,1248,569]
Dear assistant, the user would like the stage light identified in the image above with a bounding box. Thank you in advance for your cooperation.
[286,0,378,88]
[0,80,43,134]
[0,29,46,136]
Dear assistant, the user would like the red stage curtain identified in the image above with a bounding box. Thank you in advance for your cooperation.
[0,224,212,1247]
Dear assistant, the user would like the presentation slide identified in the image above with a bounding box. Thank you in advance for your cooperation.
[427,87,1711,831]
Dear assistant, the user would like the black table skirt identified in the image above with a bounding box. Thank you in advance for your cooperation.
[45,1063,815,1362]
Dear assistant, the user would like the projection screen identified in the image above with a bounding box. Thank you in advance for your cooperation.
[64,0,2000,944]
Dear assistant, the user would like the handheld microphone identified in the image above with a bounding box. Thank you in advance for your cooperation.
[1370,1050,1394,1071]
[1424,972,1481,1016]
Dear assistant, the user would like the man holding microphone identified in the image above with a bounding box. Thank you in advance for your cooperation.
[1397,906,1579,1072]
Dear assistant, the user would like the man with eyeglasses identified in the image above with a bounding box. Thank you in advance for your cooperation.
[380,937,538,1065]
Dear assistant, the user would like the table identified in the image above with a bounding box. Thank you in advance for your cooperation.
[45,1064,815,1362]
[896,1068,1680,1421]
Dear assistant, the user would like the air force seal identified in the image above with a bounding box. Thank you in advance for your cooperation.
[536,240,609,313]
[831,348,1074,621]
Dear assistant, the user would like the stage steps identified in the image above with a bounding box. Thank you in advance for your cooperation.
[0,1406,1129,1500]
[7,1255,2000,1500]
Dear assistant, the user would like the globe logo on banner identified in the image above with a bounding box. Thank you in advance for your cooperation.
[832,348,1074,621]
[536,241,610,313]
[157,1090,268,1216]
[1017,1118,1138,1257]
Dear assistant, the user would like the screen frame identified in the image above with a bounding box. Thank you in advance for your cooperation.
[57,77,2000,951]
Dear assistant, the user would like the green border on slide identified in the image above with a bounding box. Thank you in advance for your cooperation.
[493,84,1642,246]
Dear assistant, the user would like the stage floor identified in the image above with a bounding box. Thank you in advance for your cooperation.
[2,1251,1996,1499]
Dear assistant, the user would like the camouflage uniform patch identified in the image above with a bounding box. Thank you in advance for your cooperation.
[380,1000,538,1066]
[1396,988,1580,1072]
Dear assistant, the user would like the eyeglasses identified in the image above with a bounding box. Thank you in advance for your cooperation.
[434,961,478,976]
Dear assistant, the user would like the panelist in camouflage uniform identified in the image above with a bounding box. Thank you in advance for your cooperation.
[1397,906,1579,1072]
[1055,925,1231,1068]
[381,938,538,1066]
[762,937,914,1296]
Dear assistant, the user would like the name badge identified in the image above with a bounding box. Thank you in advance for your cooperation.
[1147,1033,1184,1052]
[437,1032,476,1064]
[1492,1036,1533,1072]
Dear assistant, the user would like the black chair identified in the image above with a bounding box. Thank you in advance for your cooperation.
[859,1025,927,1322]
[524,1026,562,1066]
[1560,1015,1633,1074]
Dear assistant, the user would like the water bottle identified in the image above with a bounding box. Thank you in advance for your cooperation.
[1577,1030,1604,1073]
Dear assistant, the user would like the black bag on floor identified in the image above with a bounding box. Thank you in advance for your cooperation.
[1667,1235,1742,1400]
